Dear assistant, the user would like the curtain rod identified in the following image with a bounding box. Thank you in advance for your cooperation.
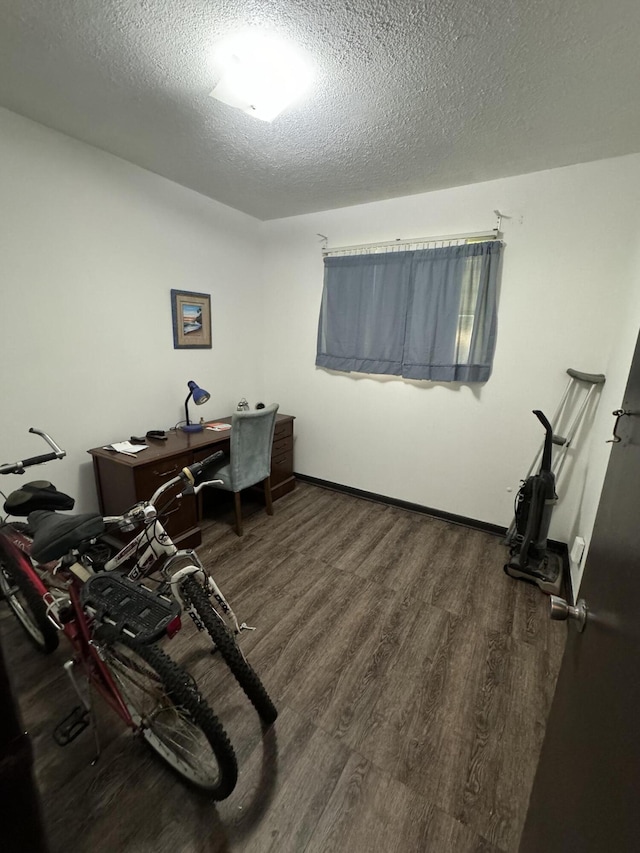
[320,212,505,256]
[321,229,498,256]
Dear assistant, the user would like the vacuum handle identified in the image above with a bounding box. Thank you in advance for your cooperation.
[533,410,554,473]
[533,410,552,433]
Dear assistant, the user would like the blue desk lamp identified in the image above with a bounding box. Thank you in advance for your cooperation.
[182,380,210,433]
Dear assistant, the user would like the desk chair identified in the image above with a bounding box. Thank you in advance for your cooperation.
[206,403,279,536]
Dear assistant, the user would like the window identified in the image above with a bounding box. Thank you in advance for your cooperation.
[316,240,502,382]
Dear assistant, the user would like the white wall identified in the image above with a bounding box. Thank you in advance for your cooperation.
[261,155,640,586]
[4,105,640,600]
[0,108,265,510]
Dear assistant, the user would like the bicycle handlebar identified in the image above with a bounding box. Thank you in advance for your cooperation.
[29,427,65,456]
[181,450,225,485]
[0,428,66,475]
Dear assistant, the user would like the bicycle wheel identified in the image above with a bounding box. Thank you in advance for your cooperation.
[181,575,278,725]
[99,633,237,798]
[0,539,59,653]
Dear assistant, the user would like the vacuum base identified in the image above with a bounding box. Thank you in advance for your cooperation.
[504,551,563,596]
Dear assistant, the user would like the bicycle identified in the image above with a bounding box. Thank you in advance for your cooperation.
[7,428,278,726]
[0,428,69,653]
[0,429,238,798]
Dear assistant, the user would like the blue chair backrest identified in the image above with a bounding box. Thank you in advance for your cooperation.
[229,404,279,492]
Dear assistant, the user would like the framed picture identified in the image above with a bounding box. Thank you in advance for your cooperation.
[171,289,212,349]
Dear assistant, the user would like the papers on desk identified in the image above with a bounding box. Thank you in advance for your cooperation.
[104,441,148,457]
[205,422,231,431]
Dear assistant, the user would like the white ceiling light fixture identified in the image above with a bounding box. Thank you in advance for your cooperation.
[209,31,314,122]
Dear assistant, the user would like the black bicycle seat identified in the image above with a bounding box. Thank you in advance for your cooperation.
[29,510,105,563]
[4,481,75,517]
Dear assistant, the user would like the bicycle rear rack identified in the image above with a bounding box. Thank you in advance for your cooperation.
[80,573,181,644]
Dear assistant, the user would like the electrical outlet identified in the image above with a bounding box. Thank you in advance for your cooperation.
[570,536,586,565]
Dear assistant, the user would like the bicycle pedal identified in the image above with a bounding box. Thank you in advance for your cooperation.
[53,705,90,746]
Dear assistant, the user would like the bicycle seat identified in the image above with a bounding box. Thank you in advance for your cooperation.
[4,481,75,516]
[29,510,105,563]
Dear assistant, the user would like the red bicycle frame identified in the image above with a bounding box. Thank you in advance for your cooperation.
[2,534,135,727]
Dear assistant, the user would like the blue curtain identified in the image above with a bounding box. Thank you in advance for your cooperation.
[316,241,502,382]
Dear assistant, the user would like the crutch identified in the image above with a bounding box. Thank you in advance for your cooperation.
[504,368,606,546]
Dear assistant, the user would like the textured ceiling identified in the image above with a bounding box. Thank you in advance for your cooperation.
[1,0,639,220]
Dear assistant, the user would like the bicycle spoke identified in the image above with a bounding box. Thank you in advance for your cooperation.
[1,567,46,645]
[150,718,213,765]
[100,639,234,792]
[106,655,166,726]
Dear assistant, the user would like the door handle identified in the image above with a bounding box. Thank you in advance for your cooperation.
[549,595,588,632]
[607,409,633,443]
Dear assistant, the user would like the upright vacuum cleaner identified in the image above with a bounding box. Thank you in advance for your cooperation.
[504,410,563,595]
[503,369,606,595]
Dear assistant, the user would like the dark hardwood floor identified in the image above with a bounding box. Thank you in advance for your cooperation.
[0,482,566,852]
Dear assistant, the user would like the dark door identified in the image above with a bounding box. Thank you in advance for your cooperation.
[520,330,640,852]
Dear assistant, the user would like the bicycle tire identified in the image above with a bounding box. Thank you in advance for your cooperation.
[182,575,278,725]
[99,633,237,798]
[0,538,59,653]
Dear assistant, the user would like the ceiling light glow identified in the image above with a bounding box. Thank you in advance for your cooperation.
[209,31,313,122]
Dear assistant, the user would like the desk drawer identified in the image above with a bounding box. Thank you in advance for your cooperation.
[139,454,193,486]
[271,416,294,490]
[274,420,293,441]
[272,434,293,457]
[134,453,197,537]
[272,451,293,485]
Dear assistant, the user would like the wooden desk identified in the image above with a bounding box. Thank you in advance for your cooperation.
[88,414,295,548]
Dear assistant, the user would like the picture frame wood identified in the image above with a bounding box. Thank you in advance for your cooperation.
[171,289,212,349]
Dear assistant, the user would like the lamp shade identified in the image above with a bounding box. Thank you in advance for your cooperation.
[188,380,210,405]
[182,380,210,432]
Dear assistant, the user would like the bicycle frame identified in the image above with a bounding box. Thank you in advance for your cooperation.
[95,463,245,635]
[2,431,269,784]
[1,534,135,727]
[0,429,199,739]
[2,430,243,666]
[101,510,242,636]
[0,522,57,570]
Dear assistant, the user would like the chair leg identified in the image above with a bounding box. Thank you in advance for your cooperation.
[264,476,274,516]
[233,491,243,536]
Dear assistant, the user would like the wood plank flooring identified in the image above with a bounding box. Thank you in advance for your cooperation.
[0,482,566,852]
